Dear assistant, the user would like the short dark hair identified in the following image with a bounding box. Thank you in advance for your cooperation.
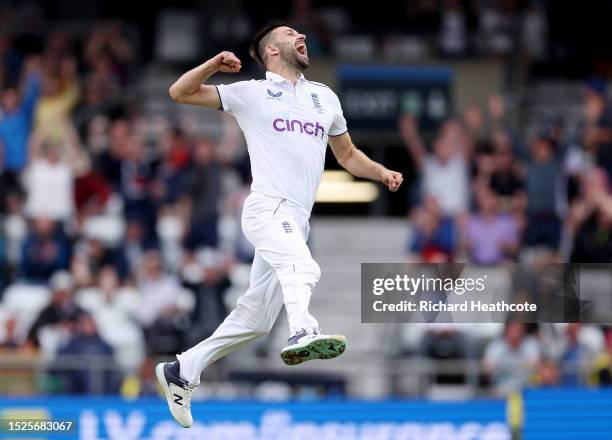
[249,20,287,67]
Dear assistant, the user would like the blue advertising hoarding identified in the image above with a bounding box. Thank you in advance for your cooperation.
[0,397,508,440]
[523,388,612,440]
[2,389,612,440]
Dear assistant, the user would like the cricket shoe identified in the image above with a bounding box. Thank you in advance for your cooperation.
[155,361,196,428]
[280,328,347,366]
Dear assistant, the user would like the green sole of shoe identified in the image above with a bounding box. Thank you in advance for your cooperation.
[280,335,347,366]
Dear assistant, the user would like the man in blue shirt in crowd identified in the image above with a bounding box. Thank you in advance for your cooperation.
[0,57,41,174]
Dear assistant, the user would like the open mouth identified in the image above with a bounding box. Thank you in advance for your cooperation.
[296,43,307,56]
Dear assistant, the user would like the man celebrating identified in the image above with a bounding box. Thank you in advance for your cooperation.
[157,21,403,427]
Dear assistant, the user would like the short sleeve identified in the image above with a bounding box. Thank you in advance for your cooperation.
[328,91,347,137]
[216,80,256,117]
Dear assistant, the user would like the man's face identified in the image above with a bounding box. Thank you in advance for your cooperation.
[531,138,552,163]
[1,88,19,113]
[505,323,525,348]
[269,26,309,70]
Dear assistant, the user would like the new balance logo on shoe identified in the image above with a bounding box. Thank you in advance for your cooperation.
[282,221,293,233]
[173,394,183,406]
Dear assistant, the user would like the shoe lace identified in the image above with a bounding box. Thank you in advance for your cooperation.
[290,327,319,341]
[184,384,196,409]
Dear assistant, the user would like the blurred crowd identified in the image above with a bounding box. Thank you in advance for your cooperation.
[401,321,612,398]
[403,85,612,265]
[401,76,612,397]
[0,22,255,395]
[195,0,550,62]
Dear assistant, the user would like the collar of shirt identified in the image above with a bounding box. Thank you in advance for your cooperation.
[265,71,306,84]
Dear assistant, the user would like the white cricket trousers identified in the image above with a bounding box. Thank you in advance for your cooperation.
[177,192,320,385]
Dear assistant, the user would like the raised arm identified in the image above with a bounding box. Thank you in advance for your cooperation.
[329,132,403,192]
[399,115,426,169]
[169,51,242,108]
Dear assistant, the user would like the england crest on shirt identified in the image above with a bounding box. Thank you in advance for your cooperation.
[311,93,324,113]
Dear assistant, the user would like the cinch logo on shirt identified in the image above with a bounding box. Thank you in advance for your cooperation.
[272,118,325,139]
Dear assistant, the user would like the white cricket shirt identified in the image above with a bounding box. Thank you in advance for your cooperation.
[216,71,347,213]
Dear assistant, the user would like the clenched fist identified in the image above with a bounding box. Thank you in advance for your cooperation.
[381,169,403,192]
[214,51,241,73]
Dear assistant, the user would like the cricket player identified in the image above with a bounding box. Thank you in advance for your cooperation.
[156,20,403,427]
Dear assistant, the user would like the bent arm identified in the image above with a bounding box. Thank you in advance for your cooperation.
[169,51,241,109]
[329,132,403,192]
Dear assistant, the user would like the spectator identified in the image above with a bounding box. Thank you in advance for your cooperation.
[0,56,41,174]
[568,168,612,262]
[407,195,456,262]
[78,238,117,282]
[182,137,222,250]
[0,316,38,395]
[95,265,139,315]
[0,316,20,349]
[94,118,129,190]
[34,57,80,143]
[85,115,111,155]
[55,313,117,394]
[487,141,526,216]
[26,271,83,347]
[583,78,612,181]
[152,128,191,206]
[463,187,519,265]
[84,21,134,85]
[120,132,157,238]
[23,123,81,222]
[114,216,156,280]
[21,218,70,282]
[74,155,112,218]
[532,358,560,388]
[559,324,598,385]
[83,53,120,103]
[517,134,563,252]
[487,94,564,253]
[1,190,26,274]
[136,250,193,355]
[483,322,540,396]
[418,325,472,385]
[401,115,470,217]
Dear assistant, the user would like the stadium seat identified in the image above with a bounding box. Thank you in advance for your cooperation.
[155,10,199,62]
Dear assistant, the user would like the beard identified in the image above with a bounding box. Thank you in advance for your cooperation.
[279,43,309,71]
